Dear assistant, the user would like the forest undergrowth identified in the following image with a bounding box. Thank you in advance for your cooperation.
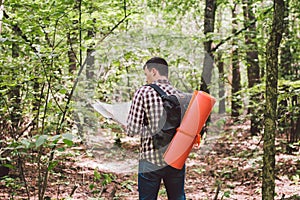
[0,118,299,200]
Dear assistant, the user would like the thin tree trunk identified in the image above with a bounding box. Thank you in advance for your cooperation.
[81,18,96,139]
[0,0,4,34]
[200,0,217,136]
[200,0,217,93]
[231,4,241,119]
[242,0,261,135]
[10,25,22,136]
[67,31,77,73]
[278,0,291,136]
[294,115,300,143]
[86,19,96,81]
[278,0,298,147]
[215,10,226,114]
[262,0,284,199]
[290,95,299,144]
[279,0,292,79]
[78,0,82,69]
[216,53,225,114]
[67,1,79,74]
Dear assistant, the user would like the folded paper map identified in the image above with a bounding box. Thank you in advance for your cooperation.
[91,101,131,126]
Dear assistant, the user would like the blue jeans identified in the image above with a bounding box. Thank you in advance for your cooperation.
[138,160,186,200]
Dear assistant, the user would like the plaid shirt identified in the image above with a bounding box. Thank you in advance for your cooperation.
[126,79,181,166]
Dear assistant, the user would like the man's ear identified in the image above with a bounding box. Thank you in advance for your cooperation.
[152,68,158,76]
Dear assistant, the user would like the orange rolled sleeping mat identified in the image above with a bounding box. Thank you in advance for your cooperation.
[163,90,216,169]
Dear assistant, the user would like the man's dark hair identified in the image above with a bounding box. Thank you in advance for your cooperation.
[144,57,169,77]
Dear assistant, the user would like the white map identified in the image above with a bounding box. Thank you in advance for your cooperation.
[91,101,131,126]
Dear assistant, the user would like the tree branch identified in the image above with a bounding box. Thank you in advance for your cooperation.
[213,183,221,200]
[4,10,39,54]
[211,7,272,52]
[56,12,132,134]
[43,13,132,200]
[99,13,131,44]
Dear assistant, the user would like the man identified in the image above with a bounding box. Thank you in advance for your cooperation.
[126,57,186,200]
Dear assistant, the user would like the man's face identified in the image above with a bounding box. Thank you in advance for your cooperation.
[144,66,155,84]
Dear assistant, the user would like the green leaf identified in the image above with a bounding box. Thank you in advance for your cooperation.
[89,183,95,190]
[3,163,15,169]
[94,169,101,181]
[62,133,74,147]
[57,147,66,152]
[20,139,31,149]
[59,88,68,94]
[102,173,113,186]
[50,135,61,144]
[36,135,48,148]
[62,139,73,147]
[62,133,73,140]
[48,160,59,171]
[223,191,231,198]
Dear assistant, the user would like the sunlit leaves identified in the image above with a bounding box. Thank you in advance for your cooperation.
[35,135,48,148]
[62,133,74,147]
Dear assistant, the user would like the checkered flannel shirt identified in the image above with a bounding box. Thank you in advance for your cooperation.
[126,79,181,166]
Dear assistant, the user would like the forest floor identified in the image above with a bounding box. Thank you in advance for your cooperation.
[1,116,299,200]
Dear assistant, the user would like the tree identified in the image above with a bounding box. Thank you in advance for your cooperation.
[278,0,300,148]
[262,0,284,199]
[279,1,293,80]
[231,3,242,119]
[242,0,261,135]
[216,52,226,114]
[0,0,4,34]
[0,1,130,199]
[215,7,226,114]
[200,0,217,94]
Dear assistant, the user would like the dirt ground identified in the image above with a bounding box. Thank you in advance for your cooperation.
[1,117,299,200]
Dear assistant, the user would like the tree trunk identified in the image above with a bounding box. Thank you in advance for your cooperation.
[279,0,292,80]
[262,0,284,199]
[290,95,300,143]
[86,20,96,81]
[200,0,217,136]
[0,0,4,34]
[277,0,291,136]
[231,4,241,119]
[81,18,97,139]
[294,115,300,143]
[278,0,299,148]
[242,0,260,88]
[216,53,226,114]
[10,25,22,136]
[200,0,217,94]
[67,1,80,74]
[67,31,77,74]
[242,0,261,135]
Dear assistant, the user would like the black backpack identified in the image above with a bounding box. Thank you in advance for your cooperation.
[147,84,191,150]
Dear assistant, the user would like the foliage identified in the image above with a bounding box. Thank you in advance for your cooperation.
[0,0,299,198]
[239,80,300,142]
[88,168,115,197]
[0,0,131,199]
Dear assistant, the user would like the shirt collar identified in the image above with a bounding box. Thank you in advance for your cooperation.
[151,79,170,85]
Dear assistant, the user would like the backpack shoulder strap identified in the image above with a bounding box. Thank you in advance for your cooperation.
[146,84,167,97]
